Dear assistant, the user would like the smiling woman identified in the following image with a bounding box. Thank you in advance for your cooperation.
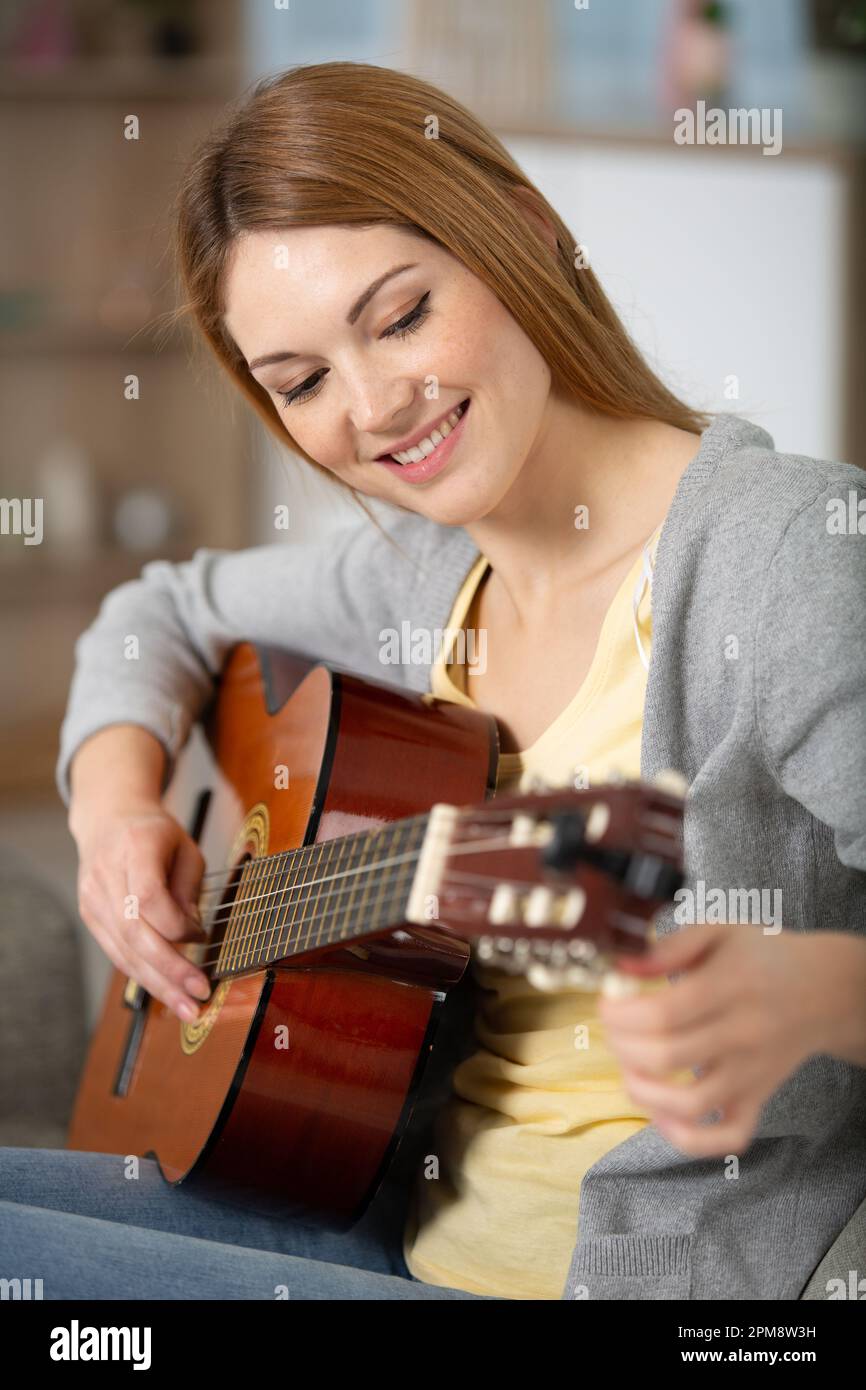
[173,60,707,535]
[6,58,866,1307]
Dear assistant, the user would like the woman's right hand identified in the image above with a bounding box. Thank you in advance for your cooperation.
[73,802,212,1023]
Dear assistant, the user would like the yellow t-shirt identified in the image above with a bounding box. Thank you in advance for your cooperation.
[403,525,662,1300]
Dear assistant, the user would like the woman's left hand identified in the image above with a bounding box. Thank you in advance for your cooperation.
[598,922,866,1158]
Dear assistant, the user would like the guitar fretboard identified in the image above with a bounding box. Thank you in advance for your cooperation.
[213,812,431,978]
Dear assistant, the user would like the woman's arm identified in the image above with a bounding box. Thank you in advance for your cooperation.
[601,474,866,1155]
[58,514,431,1019]
[600,922,866,1159]
[67,724,166,838]
[56,517,427,810]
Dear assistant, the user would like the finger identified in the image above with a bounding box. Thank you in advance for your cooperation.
[81,893,206,1021]
[613,921,728,977]
[621,1060,740,1124]
[167,837,206,930]
[102,873,211,1003]
[126,860,201,946]
[599,965,732,1037]
[653,1096,763,1159]
[603,1016,735,1079]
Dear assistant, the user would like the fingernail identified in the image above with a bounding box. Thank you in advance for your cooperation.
[178,1000,198,1021]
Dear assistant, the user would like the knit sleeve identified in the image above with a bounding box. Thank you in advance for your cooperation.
[755,473,866,874]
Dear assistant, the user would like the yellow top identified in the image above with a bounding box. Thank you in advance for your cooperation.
[403,524,663,1299]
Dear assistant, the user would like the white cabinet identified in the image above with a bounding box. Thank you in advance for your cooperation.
[505,136,851,464]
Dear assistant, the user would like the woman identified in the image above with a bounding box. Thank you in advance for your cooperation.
[4,62,866,1301]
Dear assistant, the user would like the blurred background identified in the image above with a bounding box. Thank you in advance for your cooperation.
[0,0,864,1140]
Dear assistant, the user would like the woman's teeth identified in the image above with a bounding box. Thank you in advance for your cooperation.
[390,401,466,465]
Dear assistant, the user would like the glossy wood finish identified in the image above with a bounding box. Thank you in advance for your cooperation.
[68,643,497,1220]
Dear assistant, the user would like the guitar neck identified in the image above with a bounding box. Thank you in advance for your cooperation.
[211,813,432,979]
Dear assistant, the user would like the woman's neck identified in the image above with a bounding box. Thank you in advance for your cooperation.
[463,402,702,631]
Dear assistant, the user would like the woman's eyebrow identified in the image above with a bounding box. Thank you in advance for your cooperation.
[247,262,419,373]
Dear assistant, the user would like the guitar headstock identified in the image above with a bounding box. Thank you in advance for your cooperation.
[405,771,686,991]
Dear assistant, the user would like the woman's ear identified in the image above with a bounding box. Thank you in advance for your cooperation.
[509,185,559,257]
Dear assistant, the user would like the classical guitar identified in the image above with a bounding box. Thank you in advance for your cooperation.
[68,643,685,1223]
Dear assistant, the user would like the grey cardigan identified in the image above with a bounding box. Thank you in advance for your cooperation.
[56,414,866,1300]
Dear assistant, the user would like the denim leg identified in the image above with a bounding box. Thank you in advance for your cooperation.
[0,1148,494,1300]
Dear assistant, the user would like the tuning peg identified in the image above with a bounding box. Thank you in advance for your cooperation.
[651,768,689,798]
[562,964,601,990]
[509,813,537,847]
[526,962,561,992]
[600,970,641,999]
[558,887,587,927]
[488,882,520,925]
[584,802,610,843]
[527,961,600,992]
[523,885,555,927]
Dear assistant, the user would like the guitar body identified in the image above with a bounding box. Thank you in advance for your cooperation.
[68,643,498,1223]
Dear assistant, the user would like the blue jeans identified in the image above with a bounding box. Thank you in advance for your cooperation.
[0,1147,495,1300]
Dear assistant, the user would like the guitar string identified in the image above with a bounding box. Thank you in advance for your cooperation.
[180,831,562,971]
[188,829,532,927]
[186,812,674,925]
[159,815,674,973]
[189,797,630,890]
[182,862,565,974]
[191,813,431,889]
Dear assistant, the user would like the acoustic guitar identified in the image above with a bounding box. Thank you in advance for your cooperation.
[68,643,685,1223]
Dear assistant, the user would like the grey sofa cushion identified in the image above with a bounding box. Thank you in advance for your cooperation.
[0,846,87,1148]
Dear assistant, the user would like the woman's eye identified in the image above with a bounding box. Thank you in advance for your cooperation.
[278,370,327,409]
[276,292,432,409]
[381,291,431,341]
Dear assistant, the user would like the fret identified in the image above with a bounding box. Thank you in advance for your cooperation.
[312,836,343,953]
[341,828,371,943]
[393,818,422,925]
[272,846,301,964]
[234,856,258,972]
[333,830,388,948]
[216,859,248,976]
[255,853,281,970]
[239,855,268,973]
[372,820,403,937]
[341,834,376,945]
[225,858,250,974]
[300,834,330,956]
[217,813,432,976]
[289,839,317,961]
[223,859,253,976]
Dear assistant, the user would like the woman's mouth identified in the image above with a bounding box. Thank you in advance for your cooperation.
[374,399,470,484]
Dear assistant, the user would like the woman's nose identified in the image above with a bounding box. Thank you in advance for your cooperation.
[348,385,415,438]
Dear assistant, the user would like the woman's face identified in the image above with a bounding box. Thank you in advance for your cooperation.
[222,224,552,527]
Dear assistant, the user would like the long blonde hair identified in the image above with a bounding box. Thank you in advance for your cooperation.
[172,61,709,529]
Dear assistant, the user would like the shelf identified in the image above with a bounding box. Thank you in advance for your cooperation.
[0,324,192,357]
[0,55,243,101]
